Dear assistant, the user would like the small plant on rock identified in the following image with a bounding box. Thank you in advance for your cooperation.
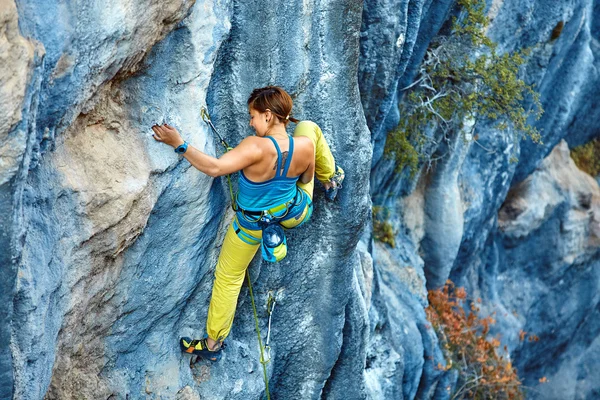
[426,280,524,399]
[570,138,600,177]
[372,206,396,247]
[386,0,543,174]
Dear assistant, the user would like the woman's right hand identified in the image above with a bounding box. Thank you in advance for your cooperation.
[152,124,185,148]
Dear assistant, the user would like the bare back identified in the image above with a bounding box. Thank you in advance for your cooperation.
[242,135,314,182]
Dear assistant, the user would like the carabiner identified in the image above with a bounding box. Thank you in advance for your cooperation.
[200,106,210,123]
[240,209,264,224]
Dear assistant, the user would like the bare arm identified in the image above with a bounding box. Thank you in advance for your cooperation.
[298,137,315,184]
[300,159,315,184]
[151,124,261,177]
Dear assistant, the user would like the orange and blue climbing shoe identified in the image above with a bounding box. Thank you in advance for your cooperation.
[180,337,224,362]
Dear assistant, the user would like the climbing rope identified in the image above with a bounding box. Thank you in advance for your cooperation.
[246,270,271,400]
[201,106,272,399]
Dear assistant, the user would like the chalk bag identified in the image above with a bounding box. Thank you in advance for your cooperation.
[260,220,287,263]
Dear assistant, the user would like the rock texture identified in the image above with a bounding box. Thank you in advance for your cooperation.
[0,2,39,399]
[495,141,600,399]
[0,0,36,185]
[362,0,600,397]
[2,0,600,399]
[4,0,372,399]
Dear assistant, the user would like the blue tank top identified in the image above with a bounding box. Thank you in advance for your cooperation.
[236,135,300,212]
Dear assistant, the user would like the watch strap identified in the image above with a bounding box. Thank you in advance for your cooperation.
[174,141,188,154]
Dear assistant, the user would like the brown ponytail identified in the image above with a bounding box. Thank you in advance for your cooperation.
[247,86,300,126]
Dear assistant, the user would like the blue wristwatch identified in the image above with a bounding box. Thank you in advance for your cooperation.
[174,141,188,154]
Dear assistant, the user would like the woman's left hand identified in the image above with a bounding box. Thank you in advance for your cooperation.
[152,124,185,148]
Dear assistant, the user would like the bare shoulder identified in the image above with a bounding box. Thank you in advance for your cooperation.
[240,136,262,145]
[292,135,314,156]
[293,135,314,147]
[239,136,264,151]
[234,136,266,162]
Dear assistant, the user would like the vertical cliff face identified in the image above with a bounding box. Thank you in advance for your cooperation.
[361,0,600,397]
[455,0,600,396]
[3,0,600,398]
[3,0,373,399]
[496,141,600,399]
[1,4,39,399]
[5,0,234,398]
[202,1,372,399]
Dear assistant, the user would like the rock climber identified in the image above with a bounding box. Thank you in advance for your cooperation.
[151,86,344,361]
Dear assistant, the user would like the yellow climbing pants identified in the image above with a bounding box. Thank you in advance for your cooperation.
[206,121,336,341]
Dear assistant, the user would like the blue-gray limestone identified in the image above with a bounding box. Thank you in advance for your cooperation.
[1,2,42,400]
[202,1,371,398]
[451,0,600,396]
[361,0,600,397]
[493,141,600,400]
[3,0,600,398]
[2,0,372,399]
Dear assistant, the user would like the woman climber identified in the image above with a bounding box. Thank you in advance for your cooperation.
[151,86,344,361]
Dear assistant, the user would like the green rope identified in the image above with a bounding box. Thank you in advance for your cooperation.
[246,270,271,400]
[201,106,271,399]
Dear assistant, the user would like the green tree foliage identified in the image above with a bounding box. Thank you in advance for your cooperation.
[386,0,543,174]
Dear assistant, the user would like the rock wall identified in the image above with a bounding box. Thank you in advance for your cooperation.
[361,0,600,397]
[3,0,372,398]
[2,0,599,399]
[496,141,600,399]
[1,2,40,399]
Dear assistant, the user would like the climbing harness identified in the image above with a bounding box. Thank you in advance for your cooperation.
[237,192,298,223]
[235,187,312,263]
[201,106,274,399]
[233,191,307,263]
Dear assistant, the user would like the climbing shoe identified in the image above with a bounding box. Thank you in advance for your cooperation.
[180,337,224,362]
[325,165,345,201]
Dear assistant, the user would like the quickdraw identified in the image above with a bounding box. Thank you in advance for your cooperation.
[264,293,277,363]
[200,107,236,208]
[200,107,232,152]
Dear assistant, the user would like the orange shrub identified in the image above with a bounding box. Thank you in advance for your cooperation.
[426,280,524,399]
